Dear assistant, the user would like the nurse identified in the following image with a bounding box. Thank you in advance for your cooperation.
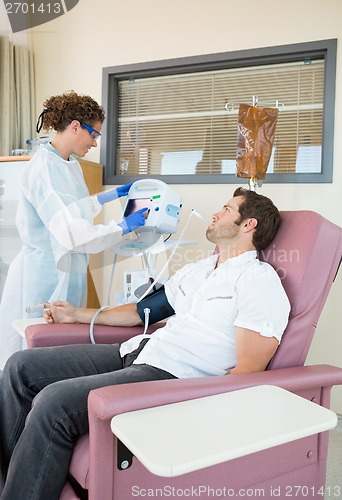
[0,91,146,369]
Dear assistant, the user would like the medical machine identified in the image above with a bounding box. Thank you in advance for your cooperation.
[112,179,182,256]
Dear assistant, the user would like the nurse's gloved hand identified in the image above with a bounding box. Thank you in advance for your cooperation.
[116,182,133,198]
[96,183,133,205]
[118,207,148,235]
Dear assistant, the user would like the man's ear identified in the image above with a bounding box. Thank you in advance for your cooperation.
[243,218,258,232]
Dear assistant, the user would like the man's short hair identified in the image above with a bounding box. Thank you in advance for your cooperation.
[233,187,280,251]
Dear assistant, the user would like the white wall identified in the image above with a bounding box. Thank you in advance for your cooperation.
[30,0,342,411]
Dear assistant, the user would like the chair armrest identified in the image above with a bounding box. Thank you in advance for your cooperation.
[89,364,342,420]
[86,364,342,498]
[25,323,160,348]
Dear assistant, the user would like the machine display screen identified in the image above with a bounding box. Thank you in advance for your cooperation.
[123,198,152,219]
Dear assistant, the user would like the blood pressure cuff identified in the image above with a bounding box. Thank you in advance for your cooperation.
[136,285,175,324]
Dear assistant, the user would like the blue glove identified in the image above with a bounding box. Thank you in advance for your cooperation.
[116,182,133,198]
[118,207,148,235]
[97,183,133,205]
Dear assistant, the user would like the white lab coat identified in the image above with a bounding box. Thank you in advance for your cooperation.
[0,144,123,369]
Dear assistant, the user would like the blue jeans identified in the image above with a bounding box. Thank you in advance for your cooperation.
[0,344,175,500]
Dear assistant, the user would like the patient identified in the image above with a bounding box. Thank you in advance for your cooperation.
[0,188,290,500]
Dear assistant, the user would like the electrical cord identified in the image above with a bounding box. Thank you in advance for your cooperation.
[89,305,110,344]
[107,253,118,306]
[103,208,206,338]
[136,210,197,304]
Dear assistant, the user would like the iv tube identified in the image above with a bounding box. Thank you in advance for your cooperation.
[137,209,208,303]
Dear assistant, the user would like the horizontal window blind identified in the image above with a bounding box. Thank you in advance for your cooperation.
[115,59,324,177]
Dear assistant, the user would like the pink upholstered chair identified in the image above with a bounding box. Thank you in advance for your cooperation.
[25,211,342,500]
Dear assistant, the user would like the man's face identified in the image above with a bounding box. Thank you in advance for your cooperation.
[206,195,243,244]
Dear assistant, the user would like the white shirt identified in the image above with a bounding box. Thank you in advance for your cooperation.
[120,251,290,378]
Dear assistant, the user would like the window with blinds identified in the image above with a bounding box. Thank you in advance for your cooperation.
[101,40,336,184]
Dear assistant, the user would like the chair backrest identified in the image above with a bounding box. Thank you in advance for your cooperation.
[259,211,341,370]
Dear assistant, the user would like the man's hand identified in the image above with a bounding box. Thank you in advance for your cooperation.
[43,301,79,324]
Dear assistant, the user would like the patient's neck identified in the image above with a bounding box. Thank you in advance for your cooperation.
[215,244,255,267]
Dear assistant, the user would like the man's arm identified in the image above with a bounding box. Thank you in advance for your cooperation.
[43,301,142,327]
[228,327,279,375]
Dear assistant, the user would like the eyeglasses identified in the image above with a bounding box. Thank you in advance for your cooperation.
[81,123,101,141]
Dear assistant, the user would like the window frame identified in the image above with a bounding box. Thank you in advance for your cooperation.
[101,39,337,185]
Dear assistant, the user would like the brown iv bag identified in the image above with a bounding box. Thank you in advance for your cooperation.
[236,104,279,182]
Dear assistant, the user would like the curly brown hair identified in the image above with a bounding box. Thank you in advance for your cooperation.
[233,187,280,251]
[39,91,105,132]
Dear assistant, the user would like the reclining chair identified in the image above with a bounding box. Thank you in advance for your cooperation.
[25,210,342,500]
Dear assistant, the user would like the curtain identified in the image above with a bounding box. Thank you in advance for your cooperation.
[0,36,35,155]
[0,36,14,155]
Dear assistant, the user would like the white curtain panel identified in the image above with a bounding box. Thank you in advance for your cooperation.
[0,36,35,155]
[0,36,14,155]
